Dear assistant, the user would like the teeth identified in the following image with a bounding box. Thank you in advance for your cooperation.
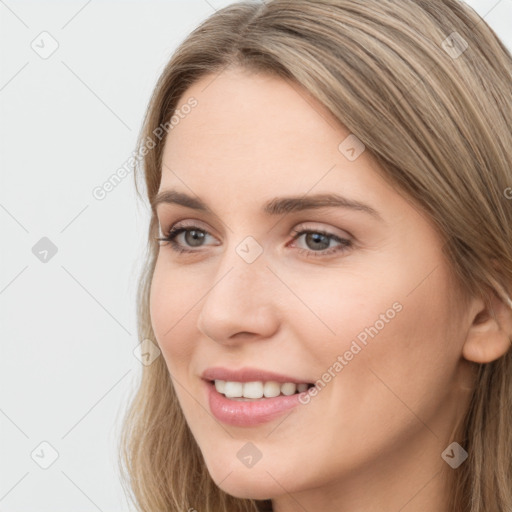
[215,380,226,394]
[214,380,310,398]
[243,381,264,398]
[263,381,281,398]
[223,381,243,398]
[280,382,296,396]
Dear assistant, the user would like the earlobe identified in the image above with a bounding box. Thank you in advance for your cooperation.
[462,289,512,364]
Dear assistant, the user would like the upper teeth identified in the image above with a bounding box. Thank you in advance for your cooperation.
[215,380,310,398]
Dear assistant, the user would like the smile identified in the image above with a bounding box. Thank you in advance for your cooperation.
[204,380,315,427]
[214,379,314,400]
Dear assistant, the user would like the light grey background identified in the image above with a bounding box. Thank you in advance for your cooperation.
[1,1,510,511]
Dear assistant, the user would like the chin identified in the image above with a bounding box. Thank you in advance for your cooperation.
[205,458,287,500]
[218,481,274,501]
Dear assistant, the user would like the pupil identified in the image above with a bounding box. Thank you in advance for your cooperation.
[185,230,205,247]
[306,232,329,250]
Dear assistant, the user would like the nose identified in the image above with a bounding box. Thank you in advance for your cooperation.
[196,250,281,345]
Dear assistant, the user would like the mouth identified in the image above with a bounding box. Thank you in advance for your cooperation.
[209,379,315,400]
[204,378,316,426]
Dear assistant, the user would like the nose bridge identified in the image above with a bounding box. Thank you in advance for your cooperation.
[210,234,270,301]
[196,237,279,342]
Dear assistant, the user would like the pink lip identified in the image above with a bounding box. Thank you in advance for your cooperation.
[201,366,312,384]
[204,380,305,427]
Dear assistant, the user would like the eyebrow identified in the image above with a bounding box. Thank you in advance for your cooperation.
[151,190,382,220]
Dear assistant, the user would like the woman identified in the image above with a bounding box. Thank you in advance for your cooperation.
[119,1,512,510]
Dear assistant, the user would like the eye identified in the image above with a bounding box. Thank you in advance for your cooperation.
[288,228,352,258]
[155,224,216,253]
[155,223,353,258]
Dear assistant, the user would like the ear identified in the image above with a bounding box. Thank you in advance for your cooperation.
[462,287,512,364]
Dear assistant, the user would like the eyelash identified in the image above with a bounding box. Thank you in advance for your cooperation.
[155,224,353,258]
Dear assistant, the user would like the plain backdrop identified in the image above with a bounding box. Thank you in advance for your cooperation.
[0,1,511,510]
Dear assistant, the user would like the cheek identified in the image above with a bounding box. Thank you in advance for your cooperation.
[149,260,198,367]
[332,263,462,425]
[295,254,460,417]
[280,263,401,352]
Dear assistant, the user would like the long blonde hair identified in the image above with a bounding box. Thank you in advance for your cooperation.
[119,1,512,510]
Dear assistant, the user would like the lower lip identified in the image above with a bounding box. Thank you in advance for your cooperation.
[204,380,306,427]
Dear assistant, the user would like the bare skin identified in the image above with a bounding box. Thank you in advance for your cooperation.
[149,67,512,512]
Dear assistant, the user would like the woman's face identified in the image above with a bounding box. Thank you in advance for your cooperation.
[150,67,475,509]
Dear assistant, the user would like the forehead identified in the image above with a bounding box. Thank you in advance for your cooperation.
[166,69,345,154]
[161,68,385,196]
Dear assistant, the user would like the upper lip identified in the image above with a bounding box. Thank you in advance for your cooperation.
[201,366,313,384]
